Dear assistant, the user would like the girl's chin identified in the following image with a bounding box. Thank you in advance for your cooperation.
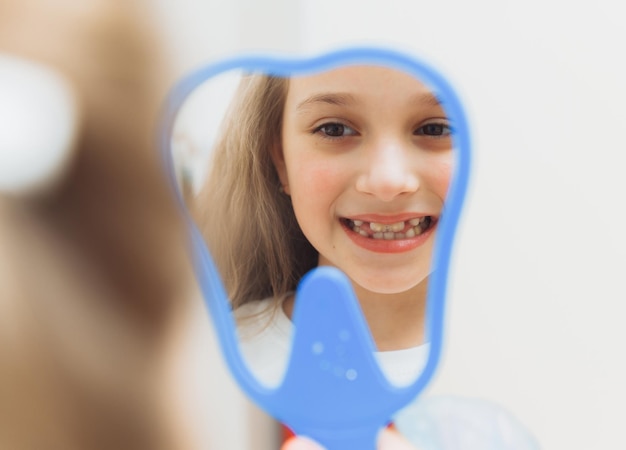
[357,285,420,296]
[316,257,430,295]
[350,274,428,296]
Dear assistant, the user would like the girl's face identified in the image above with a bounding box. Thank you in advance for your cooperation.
[273,66,453,295]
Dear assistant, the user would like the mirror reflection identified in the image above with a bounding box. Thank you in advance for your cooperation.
[172,64,454,389]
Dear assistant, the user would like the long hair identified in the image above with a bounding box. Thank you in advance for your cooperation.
[193,75,318,309]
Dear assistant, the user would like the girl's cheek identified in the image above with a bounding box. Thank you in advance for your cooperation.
[293,160,345,196]
[426,155,454,198]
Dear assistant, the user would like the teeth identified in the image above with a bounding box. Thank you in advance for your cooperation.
[389,221,405,232]
[348,216,433,240]
[370,221,405,232]
[369,222,384,232]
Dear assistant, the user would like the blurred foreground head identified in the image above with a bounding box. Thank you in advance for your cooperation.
[0,1,190,448]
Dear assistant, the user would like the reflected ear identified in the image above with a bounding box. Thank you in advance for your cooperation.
[270,139,291,195]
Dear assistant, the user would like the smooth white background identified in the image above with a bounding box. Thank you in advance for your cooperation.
[155,1,626,449]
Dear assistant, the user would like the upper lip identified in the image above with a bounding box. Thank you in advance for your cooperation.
[343,213,436,223]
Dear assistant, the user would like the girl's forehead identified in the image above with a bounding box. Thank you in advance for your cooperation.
[291,65,424,85]
[285,65,437,111]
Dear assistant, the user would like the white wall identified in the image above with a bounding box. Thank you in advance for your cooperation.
[156,1,626,449]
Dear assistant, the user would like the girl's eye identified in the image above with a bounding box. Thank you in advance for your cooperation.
[314,122,357,138]
[415,122,452,138]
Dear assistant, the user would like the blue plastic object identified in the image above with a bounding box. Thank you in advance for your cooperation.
[159,47,471,450]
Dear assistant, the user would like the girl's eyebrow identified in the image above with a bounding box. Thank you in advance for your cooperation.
[296,91,442,111]
[295,92,357,113]
[410,92,443,108]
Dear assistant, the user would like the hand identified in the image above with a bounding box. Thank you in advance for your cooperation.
[282,428,418,450]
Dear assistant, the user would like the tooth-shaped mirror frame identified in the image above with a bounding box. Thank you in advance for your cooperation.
[159,47,471,450]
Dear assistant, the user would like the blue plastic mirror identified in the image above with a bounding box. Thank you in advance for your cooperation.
[160,47,471,450]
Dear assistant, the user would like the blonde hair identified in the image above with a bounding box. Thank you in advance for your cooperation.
[193,75,318,309]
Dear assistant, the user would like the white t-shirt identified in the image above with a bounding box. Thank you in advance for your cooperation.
[235,297,540,450]
[235,296,430,387]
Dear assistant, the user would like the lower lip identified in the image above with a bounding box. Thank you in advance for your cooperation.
[340,220,435,254]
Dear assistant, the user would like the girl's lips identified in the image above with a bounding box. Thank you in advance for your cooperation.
[339,215,437,254]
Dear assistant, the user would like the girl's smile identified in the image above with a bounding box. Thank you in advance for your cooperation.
[339,213,438,254]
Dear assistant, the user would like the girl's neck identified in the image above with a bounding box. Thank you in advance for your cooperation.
[282,277,427,352]
[352,279,427,351]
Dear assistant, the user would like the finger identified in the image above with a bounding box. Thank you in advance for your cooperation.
[281,436,325,450]
[378,428,420,450]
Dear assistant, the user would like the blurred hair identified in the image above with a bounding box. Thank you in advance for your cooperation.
[193,75,318,310]
[0,1,190,448]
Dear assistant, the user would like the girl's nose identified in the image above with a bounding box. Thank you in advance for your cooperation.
[355,139,420,202]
